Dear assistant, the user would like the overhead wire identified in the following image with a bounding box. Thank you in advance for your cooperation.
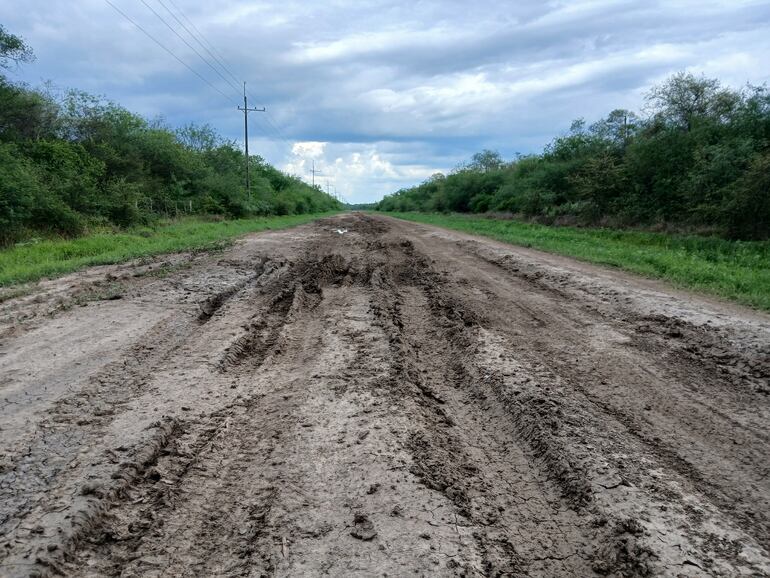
[103,0,234,106]
[109,0,312,185]
[103,0,313,189]
[139,0,242,99]
[141,0,285,149]
[162,0,242,88]
[261,114,295,149]
[158,0,295,150]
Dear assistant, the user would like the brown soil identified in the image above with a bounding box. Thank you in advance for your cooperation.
[1,213,768,577]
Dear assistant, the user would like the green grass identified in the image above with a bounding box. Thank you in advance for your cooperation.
[384,212,770,311]
[0,213,337,287]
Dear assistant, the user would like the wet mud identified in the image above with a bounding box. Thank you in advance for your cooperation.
[1,213,769,577]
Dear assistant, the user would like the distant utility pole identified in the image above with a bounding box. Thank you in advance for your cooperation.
[237,82,265,201]
[309,160,323,188]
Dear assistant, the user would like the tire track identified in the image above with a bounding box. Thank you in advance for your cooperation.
[2,212,768,577]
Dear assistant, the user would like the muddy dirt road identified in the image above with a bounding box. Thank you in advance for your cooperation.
[1,213,769,577]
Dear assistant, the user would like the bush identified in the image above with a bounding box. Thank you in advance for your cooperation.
[377,73,770,240]
[726,151,770,240]
[22,139,105,213]
[108,202,146,228]
[29,197,85,237]
[0,143,38,242]
[0,35,342,246]
[200,195,226,215]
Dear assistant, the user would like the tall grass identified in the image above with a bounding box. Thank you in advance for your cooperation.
[386,212,770,311]
[0,213,336,287]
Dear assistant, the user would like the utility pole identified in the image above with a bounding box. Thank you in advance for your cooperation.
[309,160,323,189]
[237,82,265,201]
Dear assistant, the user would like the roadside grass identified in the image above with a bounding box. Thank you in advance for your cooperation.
[0,213,336,287]
[384,212,770,312]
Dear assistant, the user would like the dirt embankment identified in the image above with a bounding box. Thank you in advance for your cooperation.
[1,213,768,577]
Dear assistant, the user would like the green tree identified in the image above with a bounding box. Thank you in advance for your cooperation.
[0,78,59,141]
[0,24,34,69]
[646,72,738,131]
[590,109,639,148]
[726,151,770,239]
[0,143,38,242]
[468,150,504,172]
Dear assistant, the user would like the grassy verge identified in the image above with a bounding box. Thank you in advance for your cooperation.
[0,213,336,287]
[384,212,770,311]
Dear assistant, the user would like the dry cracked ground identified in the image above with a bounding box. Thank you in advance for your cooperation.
[1,213,769,577]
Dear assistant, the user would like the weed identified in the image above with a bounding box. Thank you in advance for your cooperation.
[387,212,770,311]
[0,213,337,287]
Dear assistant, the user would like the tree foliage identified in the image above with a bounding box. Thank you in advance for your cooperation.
[0,24,34,69]
[378,73,769,240]
[0,28,339,245]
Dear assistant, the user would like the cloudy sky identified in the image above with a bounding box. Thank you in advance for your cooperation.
[2,0,770,203]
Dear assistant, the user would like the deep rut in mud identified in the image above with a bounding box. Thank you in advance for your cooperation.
[1,213,769,577]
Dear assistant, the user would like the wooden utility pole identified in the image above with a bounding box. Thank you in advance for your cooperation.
[309,160,323,189]
[237,82,265,201]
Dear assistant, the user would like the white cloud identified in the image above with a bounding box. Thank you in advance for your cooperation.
[2,0,769,202]
[283,142,446,203]
[286,24,459,64]
[290,141,327,159]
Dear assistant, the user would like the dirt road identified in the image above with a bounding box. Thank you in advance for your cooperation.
[1,213,769,577]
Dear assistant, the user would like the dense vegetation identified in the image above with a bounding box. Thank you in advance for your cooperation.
[377,73,769,240]
[0,25,339,246]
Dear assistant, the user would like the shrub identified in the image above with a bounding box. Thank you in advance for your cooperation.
[726,151,770,240]
[0,143,38,243]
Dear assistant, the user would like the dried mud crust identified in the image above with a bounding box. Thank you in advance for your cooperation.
[0,213,768,577]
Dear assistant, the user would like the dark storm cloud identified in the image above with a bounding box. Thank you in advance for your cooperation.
[2,0,769,202]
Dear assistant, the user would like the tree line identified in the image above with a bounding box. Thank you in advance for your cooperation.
[377,73,769,240]
[0,25,340,245]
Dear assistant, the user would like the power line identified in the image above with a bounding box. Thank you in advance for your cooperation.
[239,101,294,150]
[262,114,294,149]
[266,114,292,141]
[139,0,242,99]
[103,0,303,189]
[160,2,295,148]
[165,0,240,86]
[155,0,241,90]
[103,0,234,105]
[158,0,294,150]
[247,102,294,150]
[162,0,242,88]
[113,0,296,155]
[247,108,284,143]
